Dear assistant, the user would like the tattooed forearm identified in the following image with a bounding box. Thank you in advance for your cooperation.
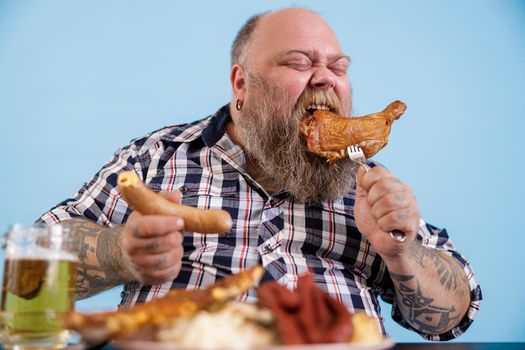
[409,244,465,294]
[65,219,130,299]
[390,272,459,334]
[385,241,471,334]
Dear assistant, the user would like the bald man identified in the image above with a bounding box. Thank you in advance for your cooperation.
[39,8,481,341]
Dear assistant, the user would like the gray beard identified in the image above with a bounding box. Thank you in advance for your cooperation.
[236,74,358,203]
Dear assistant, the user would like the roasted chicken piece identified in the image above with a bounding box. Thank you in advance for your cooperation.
[300,100,406,163]
[65,265,264,344]
[68,267,386,348]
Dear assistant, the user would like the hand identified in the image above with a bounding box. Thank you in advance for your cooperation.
[121,191,185,285]
[354,166,420,258]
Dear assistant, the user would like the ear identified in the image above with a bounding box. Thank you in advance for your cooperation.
[230,64,247,102]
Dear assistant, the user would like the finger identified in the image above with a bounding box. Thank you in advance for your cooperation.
[126,232,183,255]
[376,208,419,235]
[129,215,184,238]
[356,166,366,187]
[367,177,407,206]
[159,190,182,204]
[358,165,394,193]
[355,167,368,198]
[138,264,182,285]
[370,191,412,220]
[132,245,183,270]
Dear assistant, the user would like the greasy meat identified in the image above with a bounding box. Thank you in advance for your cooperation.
[65,265,264,343]
[67,267,385,348]
[258,272,352,345]
[300,100,406,163]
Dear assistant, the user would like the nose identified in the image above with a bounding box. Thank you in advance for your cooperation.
[309,65,336,91]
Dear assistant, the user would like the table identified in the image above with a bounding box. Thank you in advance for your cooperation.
[393,344,524,350]
[2,342,523,349]
[86,343,524,350]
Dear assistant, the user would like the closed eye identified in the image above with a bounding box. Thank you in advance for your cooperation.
[329,62,349,76]
[283,60,312,71]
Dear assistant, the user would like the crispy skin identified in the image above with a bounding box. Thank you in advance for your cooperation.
[65,265,264,343]
[67,266,385,346]
[300,100,406,163]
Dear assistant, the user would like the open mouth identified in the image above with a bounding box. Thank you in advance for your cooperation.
[305,104,332,116]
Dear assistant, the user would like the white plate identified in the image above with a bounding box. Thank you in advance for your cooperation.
[111,339,395,350]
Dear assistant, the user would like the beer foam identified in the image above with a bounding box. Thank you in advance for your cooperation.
[4,224,79,262]
[5,247,78,262]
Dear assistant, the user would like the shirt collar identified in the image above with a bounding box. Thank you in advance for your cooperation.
[157,103,231,145]
[202,103,231,147]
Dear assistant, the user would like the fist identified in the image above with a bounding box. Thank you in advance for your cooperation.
[354,166,420,257]
[121,191,185,285]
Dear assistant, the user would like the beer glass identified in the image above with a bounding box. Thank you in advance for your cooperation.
[1,224,79,349]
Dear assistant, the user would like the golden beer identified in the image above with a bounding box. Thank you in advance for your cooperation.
[1,254,77,349]
[1,258,76,345]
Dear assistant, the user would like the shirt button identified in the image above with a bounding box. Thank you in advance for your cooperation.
[179,185,188,193]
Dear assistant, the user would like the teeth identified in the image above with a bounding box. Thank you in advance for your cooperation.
[306,104,331,111]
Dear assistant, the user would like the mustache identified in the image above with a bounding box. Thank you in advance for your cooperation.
[245,72,343,119]
[237,73,357,202]
[295,88,342,117]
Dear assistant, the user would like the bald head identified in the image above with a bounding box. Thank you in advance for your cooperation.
[231,8,341,68]
[227,8,353,201]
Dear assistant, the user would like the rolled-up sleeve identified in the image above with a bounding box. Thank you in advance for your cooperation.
[381,219,482,341]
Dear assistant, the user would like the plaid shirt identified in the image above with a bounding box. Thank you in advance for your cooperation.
[39,104,481,340]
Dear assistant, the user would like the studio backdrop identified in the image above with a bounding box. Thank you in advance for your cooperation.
[1,0,524,342]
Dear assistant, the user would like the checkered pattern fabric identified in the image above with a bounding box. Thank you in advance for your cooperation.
[38,104,481,340]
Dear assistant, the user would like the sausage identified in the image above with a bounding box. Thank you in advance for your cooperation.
[257,272,354,345]
[258,282,306,345]
[117,171,232,233]
[321,290,353,343]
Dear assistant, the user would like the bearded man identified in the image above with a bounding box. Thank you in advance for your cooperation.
[38,8,481,340]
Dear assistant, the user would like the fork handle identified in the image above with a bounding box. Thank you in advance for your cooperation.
[360,162,406,242]
[361,162,371,171]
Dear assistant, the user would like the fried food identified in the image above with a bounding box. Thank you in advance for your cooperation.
[350,312,385,344]
[117,171,232,233]
[66,267,385,348]
[65,265,264,343]
[300,100,406,163]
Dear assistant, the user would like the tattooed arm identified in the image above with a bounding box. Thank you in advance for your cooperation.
[66,218,135,299]
[385,240,471,334]
[66,202,185,299]
[354,166,471,335]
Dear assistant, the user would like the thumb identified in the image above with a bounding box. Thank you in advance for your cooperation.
[159,190,183,204]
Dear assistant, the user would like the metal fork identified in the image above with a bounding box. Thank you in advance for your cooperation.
[347,145,406,242]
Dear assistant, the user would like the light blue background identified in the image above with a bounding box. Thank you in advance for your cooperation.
[1,0,524,343]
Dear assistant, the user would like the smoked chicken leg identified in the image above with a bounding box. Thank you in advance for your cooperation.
[300,100,406,164]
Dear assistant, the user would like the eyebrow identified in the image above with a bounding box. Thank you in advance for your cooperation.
[276,49,351,64]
